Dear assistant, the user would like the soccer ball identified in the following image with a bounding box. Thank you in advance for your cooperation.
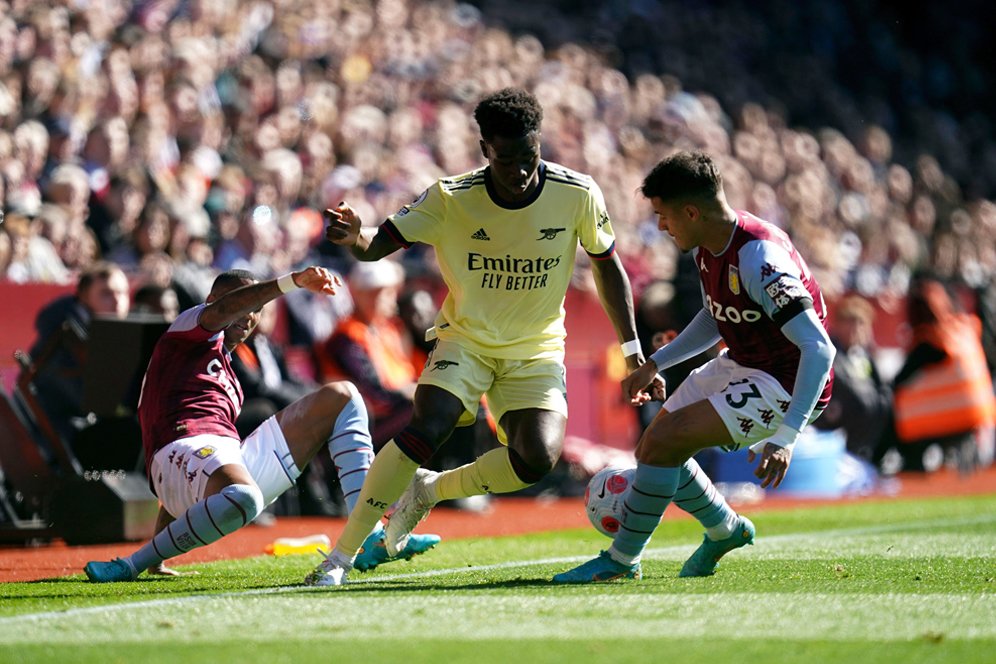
[584,465,635,538]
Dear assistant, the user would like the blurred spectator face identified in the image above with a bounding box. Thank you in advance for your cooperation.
[0,18,16,71]
[38,202,69,247]
[80,268,130,318]
[185,236,214,267]
[275,62,303,108]
[139,251,175,288]
[48,164,90,224]
[398,289,436,336]
[136,205,171,256]
[276,104,303,147]
[910,195,936,235]
[0,226,11,277]
[303,131,335,182]
[14,121,49,179]
[262,148,303,205]
[887,164,913,205]
[349,261,404,322]
[862,125,892,166]
[132,284,179,321]
[60,226,99,271]
[3,213,33,266]
[255,300,279,336]
[834,296,875,349]
[26,57,60,111]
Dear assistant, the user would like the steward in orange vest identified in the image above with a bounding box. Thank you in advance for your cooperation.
[893,280,996,443]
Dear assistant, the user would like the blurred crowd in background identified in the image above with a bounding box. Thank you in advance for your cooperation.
[1,0,994,499]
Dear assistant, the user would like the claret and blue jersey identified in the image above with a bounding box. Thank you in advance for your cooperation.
[694,211,834,408]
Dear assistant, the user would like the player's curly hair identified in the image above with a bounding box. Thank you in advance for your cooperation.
[474,88,543,140]
[641,151,723,202]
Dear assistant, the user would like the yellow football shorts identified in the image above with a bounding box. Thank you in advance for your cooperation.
[418,339,568,443]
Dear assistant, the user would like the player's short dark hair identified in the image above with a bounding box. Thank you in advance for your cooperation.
[211,269,257,294]
[474,88,543,140]
[641,151,723,202]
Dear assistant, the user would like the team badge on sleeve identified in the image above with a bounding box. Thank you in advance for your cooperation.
[764,276,808,308]
[194,446,217,459]
[395,189,428,217]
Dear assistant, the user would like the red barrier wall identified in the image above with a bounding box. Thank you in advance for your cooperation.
[0,282,75,391]
[0,282,927,445]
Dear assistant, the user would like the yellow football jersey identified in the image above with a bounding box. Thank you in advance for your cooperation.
[384,161,616,359]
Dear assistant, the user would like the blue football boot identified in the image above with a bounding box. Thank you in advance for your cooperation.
[679,516,755,577]
[552,551,641,584]
[84,558,137,583]
[353,529,441,572]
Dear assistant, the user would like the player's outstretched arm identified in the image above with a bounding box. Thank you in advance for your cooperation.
[746,307,835,488]
[590,253,641,363]
[323,201,402,261]
[200,267,341,332]
[591,254,666,403]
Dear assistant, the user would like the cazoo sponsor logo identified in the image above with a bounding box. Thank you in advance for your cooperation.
[705,294,762,323]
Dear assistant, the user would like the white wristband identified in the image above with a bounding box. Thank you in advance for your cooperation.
[748,422,802,454]
[620,339,641,357]
[277,273,299,294]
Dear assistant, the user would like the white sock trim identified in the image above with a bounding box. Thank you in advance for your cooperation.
[706,512,741,541]
[607,545,640,567]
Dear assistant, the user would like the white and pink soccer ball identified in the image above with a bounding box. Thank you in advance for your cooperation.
[583,465,635,537]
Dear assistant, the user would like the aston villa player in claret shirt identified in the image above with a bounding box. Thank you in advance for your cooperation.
[556,151,835,584]
[84,267,438,583]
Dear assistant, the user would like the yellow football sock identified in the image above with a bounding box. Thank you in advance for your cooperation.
[334,440,419,559]
[434,447,532,500]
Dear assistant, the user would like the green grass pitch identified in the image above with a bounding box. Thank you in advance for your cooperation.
[2,495,995,663]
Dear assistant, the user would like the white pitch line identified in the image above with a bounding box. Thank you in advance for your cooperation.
[2,512,994,625]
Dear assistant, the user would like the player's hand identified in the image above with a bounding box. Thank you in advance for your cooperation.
[324,202,361,246]
[746,442,793,489]
[292,266,342,296]
[621,360,666,406]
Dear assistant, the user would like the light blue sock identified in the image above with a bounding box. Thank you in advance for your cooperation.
[328,383,376,516]
[609,464,679,565]
[126,483,264,574]
[673,458,737,537]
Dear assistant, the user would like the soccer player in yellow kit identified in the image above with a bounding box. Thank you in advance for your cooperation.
[306,87,655,586]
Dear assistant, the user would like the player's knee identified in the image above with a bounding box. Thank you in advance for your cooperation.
[320,381,356,413]
[218,483,265,528]
[635,435,692,466]
[509,444,558,481]
[409,416,454,448]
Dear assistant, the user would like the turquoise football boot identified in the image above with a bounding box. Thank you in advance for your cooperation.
[353,529,441,572]
[679,516,755,577]
[84,558,137,583]
[552,551,641,584]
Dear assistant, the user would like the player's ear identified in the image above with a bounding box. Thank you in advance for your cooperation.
[683,203,700,221]
[479,139,489,159]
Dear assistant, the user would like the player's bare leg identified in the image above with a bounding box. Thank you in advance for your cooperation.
[554,400,749,583]
[85,464,264,582]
